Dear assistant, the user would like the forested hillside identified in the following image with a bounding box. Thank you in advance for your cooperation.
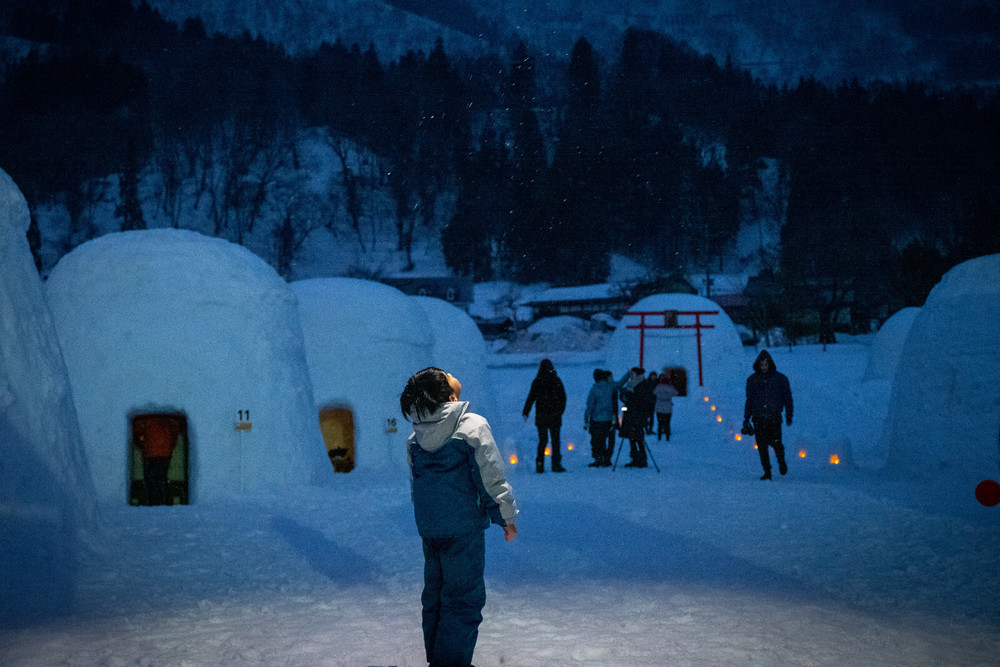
[141,0,1000,86]
[1,0,998,341]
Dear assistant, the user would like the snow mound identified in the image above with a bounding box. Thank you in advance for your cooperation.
[881,254,1000,484]
[863,307,920,381]
[45,229,328,504]
[605,293,744,393]
[1,168,95,626]
[500,316,609,353]
[291,278,434,470]
[411,295,497,424]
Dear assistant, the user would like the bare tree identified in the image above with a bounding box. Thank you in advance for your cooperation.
[327,133,375,252]
[271,191,328,279]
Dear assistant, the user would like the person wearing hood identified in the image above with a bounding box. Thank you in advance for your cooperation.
[522,358,567,473]
[402,367,518,667]
[743,350,794,480]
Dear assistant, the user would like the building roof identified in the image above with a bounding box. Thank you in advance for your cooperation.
[520,284,624,306]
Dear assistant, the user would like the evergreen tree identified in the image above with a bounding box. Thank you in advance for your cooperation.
[606,28,694,272]
[444,127,511,280]
[503,41,536,111]
[507,107,549,279]
[537,37,610,285]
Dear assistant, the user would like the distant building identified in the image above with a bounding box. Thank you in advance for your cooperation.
[380,275,474,310]
[711,292,748,321]
[688,273,747,321]
[519,284,632,321]
[629,274,697,301]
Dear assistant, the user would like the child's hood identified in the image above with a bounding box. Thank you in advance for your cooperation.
[410,401,470,451]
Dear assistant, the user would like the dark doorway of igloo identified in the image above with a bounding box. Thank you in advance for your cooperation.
[129,413,189,505]
[662,367,689,397]
[319,407,355,473]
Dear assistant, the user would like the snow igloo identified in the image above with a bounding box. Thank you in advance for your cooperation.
[412,295,496,425]
[605,293,745,395]
[44,229,329,505]
[1,169,95,625]
[863,306,921,381]
[881,254,1000,485]
[291,279,494,473]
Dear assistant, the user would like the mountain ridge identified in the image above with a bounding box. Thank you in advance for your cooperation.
[143,0,1000,87]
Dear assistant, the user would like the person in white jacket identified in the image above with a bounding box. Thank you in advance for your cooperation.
[401,367,518,667]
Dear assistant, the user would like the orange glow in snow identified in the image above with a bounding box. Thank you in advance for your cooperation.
[829,454,840,465]
[799,449,807,458]
[509,454,518,465]
[544,446,551,456]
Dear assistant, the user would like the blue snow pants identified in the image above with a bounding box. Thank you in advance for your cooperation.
[421,531,486,667]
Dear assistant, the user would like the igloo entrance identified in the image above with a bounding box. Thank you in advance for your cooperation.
[661,366,689,396]
[319,407,355,473]
[129,413,189,506]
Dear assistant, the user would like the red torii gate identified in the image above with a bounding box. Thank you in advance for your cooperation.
[624,310,719,386]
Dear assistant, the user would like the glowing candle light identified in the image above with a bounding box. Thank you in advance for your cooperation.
[703,396,709,402]
[509,454,518,465]
[544,446,551,456]
[711,405,716,411]
[716,415,722,422]
[567,443,574,451]
[799,449,807,458]
[735,433,742,441]
[829,454,840,465]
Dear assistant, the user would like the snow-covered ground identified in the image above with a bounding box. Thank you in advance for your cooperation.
[2,344,999,666]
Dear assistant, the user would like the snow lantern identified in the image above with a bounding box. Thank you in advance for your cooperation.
[862,307,920,381]
[291,278,435,471]
[45,229,329,505]
[605,293,744,393]
[881,254,1000,484]
[0,168,96,625]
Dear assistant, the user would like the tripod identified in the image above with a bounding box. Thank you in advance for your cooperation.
[611,432,660,472]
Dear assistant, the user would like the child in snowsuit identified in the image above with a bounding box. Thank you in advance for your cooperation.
[402,367,518,667]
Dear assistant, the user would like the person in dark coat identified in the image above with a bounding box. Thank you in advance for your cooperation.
[402,367,518,667]
[616,367,648,467]
[606,371,619,460]
[523,358,567,473]
[636,371,658,434]
[743,350,794,480]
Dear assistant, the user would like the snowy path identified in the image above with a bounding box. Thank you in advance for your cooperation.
[2,347,999,665]
[3,469,997,666]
